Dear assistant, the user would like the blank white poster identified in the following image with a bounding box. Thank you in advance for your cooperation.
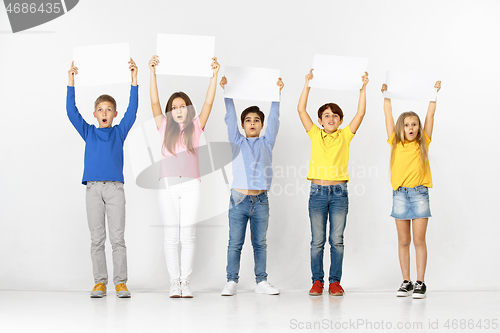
[224,66,280,102]
[383,70,440,101]
[309,54,368,91]
[156,34,215,77]
[73,43,131,87]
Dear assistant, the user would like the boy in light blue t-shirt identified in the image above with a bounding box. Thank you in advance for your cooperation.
[219,76,284,296]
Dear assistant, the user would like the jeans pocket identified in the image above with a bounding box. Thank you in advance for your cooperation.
[230,191,246,207]
[417,186,428,195]
[310,186,319,197]
[114,182,124,190]
[258,195,269,206]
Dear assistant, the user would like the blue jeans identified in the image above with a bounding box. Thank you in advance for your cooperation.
[309,183,348,284]
[226,190,269,283]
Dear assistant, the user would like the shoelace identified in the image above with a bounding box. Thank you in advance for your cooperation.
[400,281,412,289]
[414,282,423,291]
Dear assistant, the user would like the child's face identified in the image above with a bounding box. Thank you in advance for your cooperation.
[241,112,263,138]
[170,97,188,124]
[93,102,117,128]
[318,108,342,134]
[403,116,420,141]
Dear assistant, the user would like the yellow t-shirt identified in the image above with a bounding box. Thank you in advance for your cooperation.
[388,131,432,190]
[307,124,355,181]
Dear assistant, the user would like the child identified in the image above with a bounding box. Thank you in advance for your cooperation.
[66,59,138,298]
[219,76,284,296]
[298,69,369,296]
[381,81,441,299]
[149,55,220,298]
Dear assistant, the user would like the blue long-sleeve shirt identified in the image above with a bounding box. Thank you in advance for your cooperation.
[224,97,280,191]
[66,85,138,185]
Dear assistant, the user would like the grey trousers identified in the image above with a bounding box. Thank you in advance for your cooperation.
[86,181,128,286]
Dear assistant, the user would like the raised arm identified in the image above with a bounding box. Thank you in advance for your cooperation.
[149,55,164,129]
[119,58,139,138]
[265,78,284,148]
[68,61,78,87]
[199,57,220,130]
[67,61,89,140]
[381,83,395,139]
[424,81,441,140]
[349,72,369,134]
[221,77,243,145]
[297,69,314,132]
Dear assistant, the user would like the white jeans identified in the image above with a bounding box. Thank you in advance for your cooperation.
[158,178,200,283]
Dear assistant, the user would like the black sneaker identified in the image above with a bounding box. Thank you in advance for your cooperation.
[396,280,414,297]
[413,281,426,299]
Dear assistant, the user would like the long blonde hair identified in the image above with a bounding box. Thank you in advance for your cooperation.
[391,111,429,175]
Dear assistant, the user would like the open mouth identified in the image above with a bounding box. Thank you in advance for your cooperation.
[102,119,108,124]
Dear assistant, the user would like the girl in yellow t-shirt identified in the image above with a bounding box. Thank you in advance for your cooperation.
[382,81,441,300]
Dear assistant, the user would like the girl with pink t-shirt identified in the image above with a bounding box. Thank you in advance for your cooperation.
[149,55,220,298]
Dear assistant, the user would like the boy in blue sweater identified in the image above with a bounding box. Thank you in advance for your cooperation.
[67,59,138,298]
[219,76,284,296]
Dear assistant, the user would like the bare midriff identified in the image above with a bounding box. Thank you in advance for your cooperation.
[311,179,347,186]
[233,188,266,195]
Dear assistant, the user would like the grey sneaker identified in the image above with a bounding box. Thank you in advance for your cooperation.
[221,281,237,296]
[396,280,414,297]
[115,283,131,298]
[181,281,193,298]
[90,282,106,298]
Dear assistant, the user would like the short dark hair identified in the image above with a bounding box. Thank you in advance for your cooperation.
[240,106,265,125]
[318,103,343,121]
[94,94,116,110]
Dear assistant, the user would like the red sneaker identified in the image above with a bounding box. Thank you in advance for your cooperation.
[309,280,324,296]
[328,282,344,296]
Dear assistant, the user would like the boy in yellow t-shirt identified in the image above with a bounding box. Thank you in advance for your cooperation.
[297,69,369,297]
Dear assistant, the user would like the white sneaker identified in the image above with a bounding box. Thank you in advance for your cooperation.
[181,281,193,298]
[169,280,181,298]
[255,281,280,295]
[221,281,237,296]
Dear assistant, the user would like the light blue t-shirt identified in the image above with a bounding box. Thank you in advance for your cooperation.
[224,97,280,190]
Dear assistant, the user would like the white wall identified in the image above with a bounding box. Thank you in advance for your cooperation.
[1,0,499,292]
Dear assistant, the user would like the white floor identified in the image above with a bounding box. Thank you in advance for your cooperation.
[0,290,498,333]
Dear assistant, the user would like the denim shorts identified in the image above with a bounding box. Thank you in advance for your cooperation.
[391,185,431,220]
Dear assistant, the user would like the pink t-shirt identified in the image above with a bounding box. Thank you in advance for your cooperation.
[158,116,204,180]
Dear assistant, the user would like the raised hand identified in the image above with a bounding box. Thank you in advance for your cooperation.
[68,61,78,86]
[305,69,314,83]
[435,80,441,92]
[361,71,369,89]
[220,76,227,90]
[211,57,220,77]
[149,55,159,74]
[277,77,284,92]
[129,58,138,85]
